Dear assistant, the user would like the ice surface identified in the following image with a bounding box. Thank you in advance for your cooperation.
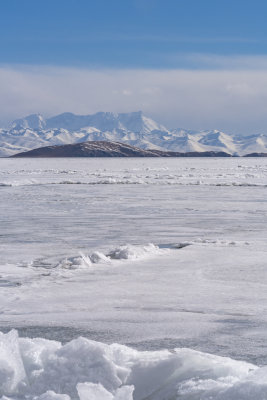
[1,158,267,399]
[2,160,267,187]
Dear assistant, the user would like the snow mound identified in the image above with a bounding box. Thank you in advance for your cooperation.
[0,330,267,399]
[106,243,160,260]
[59,244,163,269]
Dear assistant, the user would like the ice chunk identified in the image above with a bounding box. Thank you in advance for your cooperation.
[77,382,113,400]
[27,337,127,398]
[0,330,27,396]
[89,251,111,264]
[77,382,134,400]
[113,385,134,400]
[36,390,71,400]
[19,337,61,381]
[107,243,160,260]
[59,254,92,269]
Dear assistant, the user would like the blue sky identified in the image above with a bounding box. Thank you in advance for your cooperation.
[1,0,267,68]
[1,0,267,133]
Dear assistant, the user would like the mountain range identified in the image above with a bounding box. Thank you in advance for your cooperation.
[1,111,267,157]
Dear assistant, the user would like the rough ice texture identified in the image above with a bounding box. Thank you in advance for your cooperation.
[1,330,267,400]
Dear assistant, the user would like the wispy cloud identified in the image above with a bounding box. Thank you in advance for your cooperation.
[1,62,267,134]
[174,53,267,69]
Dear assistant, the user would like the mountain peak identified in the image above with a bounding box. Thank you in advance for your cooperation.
[44,111,164,133]
[12,114,46,130]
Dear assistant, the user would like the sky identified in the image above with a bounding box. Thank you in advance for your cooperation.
[1,0,267,133]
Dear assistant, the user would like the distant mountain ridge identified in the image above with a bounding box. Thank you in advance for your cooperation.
[11,111,164,133]
[1,111,267,157]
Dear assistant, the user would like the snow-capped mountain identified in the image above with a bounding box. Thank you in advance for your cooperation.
[12,114,46,130]
[1,111,267,156]
[11,111,165,134]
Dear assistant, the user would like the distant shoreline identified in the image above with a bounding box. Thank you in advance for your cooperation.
[9,140,267,158]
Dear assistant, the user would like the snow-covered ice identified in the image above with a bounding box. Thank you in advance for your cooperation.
[1,157,267,399]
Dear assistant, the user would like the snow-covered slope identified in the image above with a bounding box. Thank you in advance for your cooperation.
[1,111,267,156]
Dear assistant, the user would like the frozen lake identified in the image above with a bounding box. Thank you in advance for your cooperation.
[1,157,267,399]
